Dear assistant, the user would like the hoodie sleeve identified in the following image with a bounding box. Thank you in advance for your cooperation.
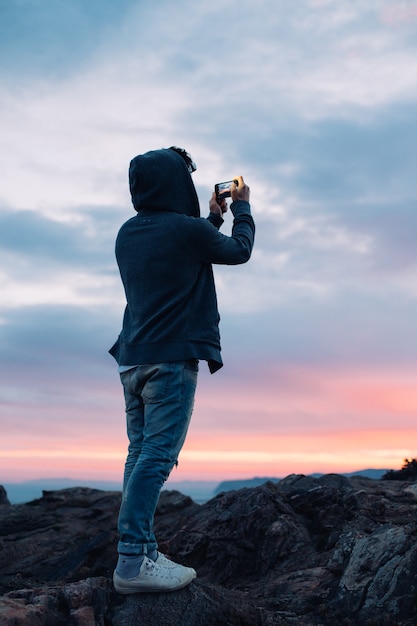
[207,212,224,230]
[182,200,255,265]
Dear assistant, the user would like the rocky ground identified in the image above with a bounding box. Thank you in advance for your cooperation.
[1,474,417,625]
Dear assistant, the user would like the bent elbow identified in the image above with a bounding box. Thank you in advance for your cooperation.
[234,245,253,265]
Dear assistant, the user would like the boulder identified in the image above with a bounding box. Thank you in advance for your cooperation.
[0,486,10,506]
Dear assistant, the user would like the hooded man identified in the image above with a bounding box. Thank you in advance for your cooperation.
[110,146,255,594]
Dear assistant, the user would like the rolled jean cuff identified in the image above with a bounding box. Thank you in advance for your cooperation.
[118,541,158,556]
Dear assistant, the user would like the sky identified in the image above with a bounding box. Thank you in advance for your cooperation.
[1,0,417,486]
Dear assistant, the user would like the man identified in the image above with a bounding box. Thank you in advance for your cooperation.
[109,146,255,594]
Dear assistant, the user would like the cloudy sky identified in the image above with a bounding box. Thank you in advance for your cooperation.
[1,0,417,486]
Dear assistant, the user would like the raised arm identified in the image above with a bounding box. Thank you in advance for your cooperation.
[190,175,255,265]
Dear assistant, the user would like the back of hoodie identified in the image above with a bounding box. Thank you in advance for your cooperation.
[129,148,201,217]
[109,148,255,373]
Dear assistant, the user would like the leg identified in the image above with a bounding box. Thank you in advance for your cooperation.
[117,360,198,556]
[121,377,145,494]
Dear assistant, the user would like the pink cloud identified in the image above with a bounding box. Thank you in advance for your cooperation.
[379,3,417,26]
[2,364,417,483]
[195,364,417,432]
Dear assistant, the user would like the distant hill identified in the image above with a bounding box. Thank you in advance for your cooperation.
[346,468,389,480]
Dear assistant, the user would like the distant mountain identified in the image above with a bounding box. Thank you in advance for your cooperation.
[346,468,389,480]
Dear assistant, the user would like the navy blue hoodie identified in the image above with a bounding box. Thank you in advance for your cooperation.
[109,148,255,373]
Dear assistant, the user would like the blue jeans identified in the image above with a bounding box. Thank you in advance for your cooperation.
[117,360,198,555]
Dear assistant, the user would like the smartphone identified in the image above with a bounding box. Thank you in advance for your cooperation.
[215,179,238,202]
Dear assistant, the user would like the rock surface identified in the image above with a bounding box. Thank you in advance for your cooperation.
[0,486,10,506]
[1,475,417,625]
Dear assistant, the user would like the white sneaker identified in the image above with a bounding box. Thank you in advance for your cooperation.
[154,552,178,568]
[113,556,197,594]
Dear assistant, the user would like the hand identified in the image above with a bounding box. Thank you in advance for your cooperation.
[209,192,228,216]
[231,175,250,203]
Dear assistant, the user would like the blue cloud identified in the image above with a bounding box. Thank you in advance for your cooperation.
[0,205,119,271]
[0,0,135,78]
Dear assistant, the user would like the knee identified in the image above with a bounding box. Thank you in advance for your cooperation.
[140,453,177,482]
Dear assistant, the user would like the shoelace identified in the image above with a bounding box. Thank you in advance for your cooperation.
[144,559,172,579]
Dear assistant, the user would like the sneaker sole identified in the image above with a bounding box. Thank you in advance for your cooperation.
[113,570,196,594]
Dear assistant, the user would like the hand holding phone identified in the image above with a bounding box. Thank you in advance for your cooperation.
[215,176,250,204]
[231,175,250,203]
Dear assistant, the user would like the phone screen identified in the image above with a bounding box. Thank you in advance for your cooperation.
[215,180,235,201]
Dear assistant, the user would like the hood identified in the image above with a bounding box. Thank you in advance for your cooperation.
[129,148,200,217]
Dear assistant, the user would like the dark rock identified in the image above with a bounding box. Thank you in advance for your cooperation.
[0,485,10,506]
[1,477,417,625]
[162,481,312,586]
